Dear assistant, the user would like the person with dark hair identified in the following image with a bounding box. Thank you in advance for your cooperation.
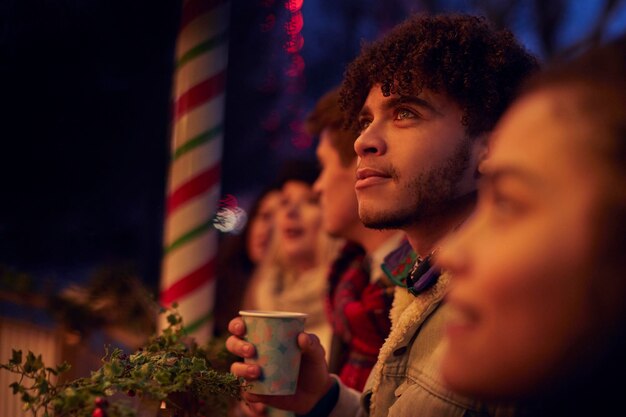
[340,14,538,138]
[436,36,626,417]
[307,87,405,391]
[226,13,538,417]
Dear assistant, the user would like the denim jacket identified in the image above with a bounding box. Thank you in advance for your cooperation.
[329,243,515,417]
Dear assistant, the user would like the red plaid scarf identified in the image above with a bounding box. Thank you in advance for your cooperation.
[326,242,394,390]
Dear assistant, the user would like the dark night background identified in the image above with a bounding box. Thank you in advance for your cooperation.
[1,0,625,293]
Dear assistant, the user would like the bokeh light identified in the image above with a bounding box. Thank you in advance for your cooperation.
[285,0,303,13]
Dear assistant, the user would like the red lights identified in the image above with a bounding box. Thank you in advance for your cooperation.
[257,0,310,150]
[283,2,305,77]
[284,33,304,53]
[285,53,305,77]
[285,0,303,13]
[285,12,303,35]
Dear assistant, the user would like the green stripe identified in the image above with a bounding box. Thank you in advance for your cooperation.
[165,219,214,254]
[176,30,229,69]
[184,311,214,335]
[173,125,223,160]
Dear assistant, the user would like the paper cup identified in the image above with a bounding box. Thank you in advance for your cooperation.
[239,310,307,395]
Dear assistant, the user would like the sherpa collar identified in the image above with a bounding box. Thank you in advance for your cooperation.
[367,273,451,416]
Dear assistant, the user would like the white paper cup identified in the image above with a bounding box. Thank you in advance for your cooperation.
[239,310,307,395]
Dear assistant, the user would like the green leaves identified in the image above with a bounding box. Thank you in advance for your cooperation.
[190,357,206,372]
[2,347,69,416]
[1,306,244,416]
[37,379,49,395]
[11,349,22,365]
[10,381,21,394]
[23,351,44,373]
[166,312,181,326]
[55,362,71,374]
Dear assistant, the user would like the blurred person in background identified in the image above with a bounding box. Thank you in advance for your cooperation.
[246,188,283,265]
[243,159,342,356]
[307,86,404,391]
[436,36,626,417]
[214,186,281,337]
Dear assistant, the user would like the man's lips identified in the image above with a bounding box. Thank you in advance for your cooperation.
[355,168,392,189]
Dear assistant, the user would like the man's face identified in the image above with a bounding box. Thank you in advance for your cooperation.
[313,130,360,239]
[354,85,479,230]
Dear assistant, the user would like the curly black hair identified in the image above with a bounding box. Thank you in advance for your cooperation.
[340,14,539,137]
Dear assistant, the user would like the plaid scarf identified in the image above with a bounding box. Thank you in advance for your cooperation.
[326,242,394,390]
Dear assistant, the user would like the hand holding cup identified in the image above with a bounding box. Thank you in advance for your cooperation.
[226,313,334,414]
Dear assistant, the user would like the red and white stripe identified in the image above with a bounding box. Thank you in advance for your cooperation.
[160,0,230,343]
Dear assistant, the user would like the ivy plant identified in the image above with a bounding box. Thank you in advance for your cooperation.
[1,306,244,417]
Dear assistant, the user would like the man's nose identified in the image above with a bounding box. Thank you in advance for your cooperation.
[354,124,386,157]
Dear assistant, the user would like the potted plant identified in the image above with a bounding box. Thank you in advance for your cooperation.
[1,305,244,417]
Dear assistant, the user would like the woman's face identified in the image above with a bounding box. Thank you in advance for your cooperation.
[246,190,281,264]
[275,180,323,262]
[436,88,602,399]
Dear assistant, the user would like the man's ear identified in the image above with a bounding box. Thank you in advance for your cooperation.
[473,133,490,178]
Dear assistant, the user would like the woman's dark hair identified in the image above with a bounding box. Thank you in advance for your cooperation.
[340,14,539,137]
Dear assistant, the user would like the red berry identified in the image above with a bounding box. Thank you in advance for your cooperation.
[92,408,106,417]
[94,397,108,407]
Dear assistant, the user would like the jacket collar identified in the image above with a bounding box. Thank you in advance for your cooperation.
[381,239,417,287]
[381,239,440,296]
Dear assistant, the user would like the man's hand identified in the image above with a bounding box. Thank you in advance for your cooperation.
[226,317,335,414]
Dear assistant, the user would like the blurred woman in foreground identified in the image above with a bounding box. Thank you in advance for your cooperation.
[436,37,626,416]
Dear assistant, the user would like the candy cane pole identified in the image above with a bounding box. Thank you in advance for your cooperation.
[160,0,230,343]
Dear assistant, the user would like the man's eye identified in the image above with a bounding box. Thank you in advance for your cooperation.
[358,118,371,132]
[396,108,416,120]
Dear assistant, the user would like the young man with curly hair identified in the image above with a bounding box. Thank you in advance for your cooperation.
[226,14,538,417]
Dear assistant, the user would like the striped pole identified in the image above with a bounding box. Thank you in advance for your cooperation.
[160,0,230,344]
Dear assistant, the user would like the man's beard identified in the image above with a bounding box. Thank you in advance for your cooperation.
[360,137,472,230]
